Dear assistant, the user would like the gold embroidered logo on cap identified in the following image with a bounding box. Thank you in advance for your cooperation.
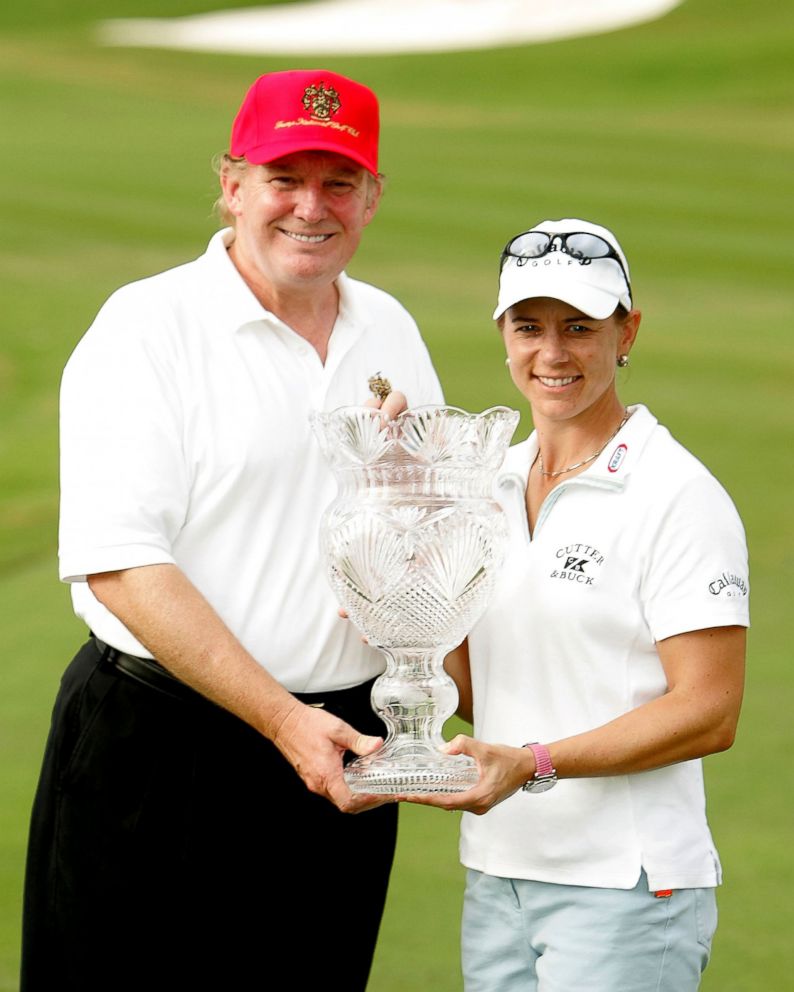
[275,83,360,137]
[302,83,341,121]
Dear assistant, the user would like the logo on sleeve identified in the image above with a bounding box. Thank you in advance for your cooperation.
[550,544,605,586]
[708,572,748,597]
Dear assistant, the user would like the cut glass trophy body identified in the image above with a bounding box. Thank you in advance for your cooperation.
[311,405,519,794]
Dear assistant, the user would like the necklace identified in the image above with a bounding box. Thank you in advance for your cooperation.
[537,411,629,479]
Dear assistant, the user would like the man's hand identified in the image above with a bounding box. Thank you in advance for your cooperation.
[365,390,408,422]
[271,698,388,813]
[398,735,534,816]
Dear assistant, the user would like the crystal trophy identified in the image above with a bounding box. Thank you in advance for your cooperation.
[311,405,518,794]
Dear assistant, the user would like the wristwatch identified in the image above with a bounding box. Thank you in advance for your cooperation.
[521,742,558,794]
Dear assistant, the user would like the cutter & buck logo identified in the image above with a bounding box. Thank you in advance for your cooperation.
[550,543,605,586]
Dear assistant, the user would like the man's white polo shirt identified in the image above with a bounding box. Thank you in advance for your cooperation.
[461,405,749,891]
[59,229,443,692]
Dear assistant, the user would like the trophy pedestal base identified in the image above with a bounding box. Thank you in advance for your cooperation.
[344,745,478,795]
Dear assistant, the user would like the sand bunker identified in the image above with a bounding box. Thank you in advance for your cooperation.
[99,0,682,56]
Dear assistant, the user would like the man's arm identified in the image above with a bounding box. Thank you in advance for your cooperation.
[89,563,385,813]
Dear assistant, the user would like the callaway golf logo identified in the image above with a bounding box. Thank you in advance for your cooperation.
[708,571,748,597]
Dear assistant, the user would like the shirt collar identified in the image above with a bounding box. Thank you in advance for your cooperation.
[335,270,367,329]
[497,404,658,494]
[585,403,657,484]
[197,229,367,347]
[194,228,273,334]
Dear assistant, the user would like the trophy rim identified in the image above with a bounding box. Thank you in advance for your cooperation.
[309,402,520,424]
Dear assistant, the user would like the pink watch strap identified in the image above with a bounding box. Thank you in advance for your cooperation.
[526,743,554,777]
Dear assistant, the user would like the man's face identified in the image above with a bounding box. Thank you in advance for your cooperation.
[221,151,381,301]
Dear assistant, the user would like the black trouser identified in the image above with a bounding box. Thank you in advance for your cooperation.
[22,638,397,992]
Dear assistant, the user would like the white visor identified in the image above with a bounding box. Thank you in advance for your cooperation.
[493,219,632,320]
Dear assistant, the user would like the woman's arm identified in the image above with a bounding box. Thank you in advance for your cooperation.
[555,625,745,776]
[403,624,746,815]
[444,639,473,724]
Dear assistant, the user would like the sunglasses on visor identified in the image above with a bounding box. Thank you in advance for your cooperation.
[500,231,633,305]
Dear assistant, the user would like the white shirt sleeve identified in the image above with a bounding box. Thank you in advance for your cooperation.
[59,289,188,581]
[640,472,750,641]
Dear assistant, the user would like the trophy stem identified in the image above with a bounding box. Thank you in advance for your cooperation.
[344,647,479,795]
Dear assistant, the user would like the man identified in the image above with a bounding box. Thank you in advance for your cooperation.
[22,69,442,991]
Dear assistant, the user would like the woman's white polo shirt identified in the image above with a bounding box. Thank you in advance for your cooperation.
[462,405,749,891]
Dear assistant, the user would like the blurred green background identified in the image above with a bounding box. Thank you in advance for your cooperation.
[1,1,792,989]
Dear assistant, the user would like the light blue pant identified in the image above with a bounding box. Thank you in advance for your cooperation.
[462,869,717,992]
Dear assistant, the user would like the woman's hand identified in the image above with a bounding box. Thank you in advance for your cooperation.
[398,734,535,815]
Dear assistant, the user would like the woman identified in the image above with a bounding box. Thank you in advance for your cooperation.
[409,218,749,991]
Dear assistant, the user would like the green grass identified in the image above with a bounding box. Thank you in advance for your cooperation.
[1,1,793,988]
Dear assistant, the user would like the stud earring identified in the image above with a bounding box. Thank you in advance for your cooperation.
[505,357,511,366]
[617,355,630,368]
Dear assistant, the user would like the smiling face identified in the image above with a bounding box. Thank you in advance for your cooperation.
[501,297,641,427]
[220,150,381,303]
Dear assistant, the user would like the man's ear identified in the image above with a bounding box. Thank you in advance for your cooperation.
[220,170,245,219]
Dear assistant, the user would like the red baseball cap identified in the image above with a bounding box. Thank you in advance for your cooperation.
[230,69,379,175]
